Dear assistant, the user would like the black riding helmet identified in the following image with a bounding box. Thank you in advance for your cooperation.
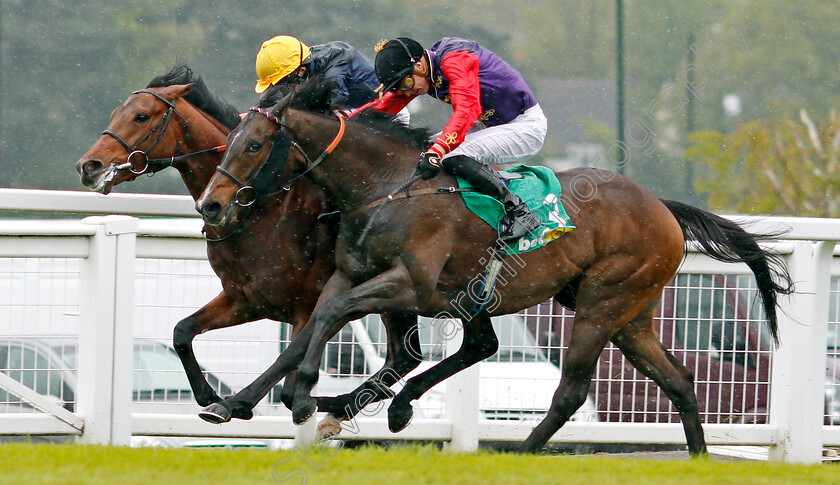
[373,37,425,93]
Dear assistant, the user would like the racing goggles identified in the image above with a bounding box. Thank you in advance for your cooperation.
[396,74,415,92]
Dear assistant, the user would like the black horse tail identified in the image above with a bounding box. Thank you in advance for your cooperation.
[661,199,794,346]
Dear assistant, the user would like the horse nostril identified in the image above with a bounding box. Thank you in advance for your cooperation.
[200,201,222,221]
[80,159,104,176]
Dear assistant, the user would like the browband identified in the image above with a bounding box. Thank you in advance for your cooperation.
[249,106,284,125]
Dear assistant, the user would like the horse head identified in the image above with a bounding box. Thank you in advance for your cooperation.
[197,75,428,228]
[196,87,297,227]
[77,65,238,196]
[76,83,195,194]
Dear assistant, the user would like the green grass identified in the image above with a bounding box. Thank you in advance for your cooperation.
[0,443,837,485]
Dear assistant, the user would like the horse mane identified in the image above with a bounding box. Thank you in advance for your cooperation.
[146,65,241,130]
[352,110,434,150]
[257,75,433,150]
[256,80,300,109]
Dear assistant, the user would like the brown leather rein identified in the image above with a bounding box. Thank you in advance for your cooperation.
[354,185,476,212]
[248,106,474,218]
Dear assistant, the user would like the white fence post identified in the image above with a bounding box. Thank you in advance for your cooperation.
[295,413,317,449]
[444,322,480,451]
[769,240,833,463]
[77,216,137,445]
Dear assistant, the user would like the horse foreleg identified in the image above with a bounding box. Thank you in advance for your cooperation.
[291,266,419,425]
[200,272,355,424]
[279,315,317,411]
[387,315,499,433]
[173,291,257,407]
[611,311,707,456]
[313,312,421,440]
[198,318,319,424]
[200,271,355,424]
[317,312,422,417]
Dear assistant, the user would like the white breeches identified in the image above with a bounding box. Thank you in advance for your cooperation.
[442,104,547,166]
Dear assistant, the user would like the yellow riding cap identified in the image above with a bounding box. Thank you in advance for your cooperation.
[254,36,312,93]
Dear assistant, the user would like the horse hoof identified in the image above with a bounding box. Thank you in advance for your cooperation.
[199,402,231,424]
[315,414,344,441]
[293,397,317,425]
[388,405,413,433]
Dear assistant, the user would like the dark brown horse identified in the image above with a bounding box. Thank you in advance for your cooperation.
[74,67,422,426]
[195,77,792,454]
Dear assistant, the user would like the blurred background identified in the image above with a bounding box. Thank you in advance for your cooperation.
[1,0,838,214]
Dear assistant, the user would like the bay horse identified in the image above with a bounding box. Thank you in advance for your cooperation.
[74,66,422,425]
[195,77,792,454]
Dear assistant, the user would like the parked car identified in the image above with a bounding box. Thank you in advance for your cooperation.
[0,338,269,448]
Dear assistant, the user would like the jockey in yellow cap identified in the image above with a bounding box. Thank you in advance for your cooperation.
[254,35,381,110]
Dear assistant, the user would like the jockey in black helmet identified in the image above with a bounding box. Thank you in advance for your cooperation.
[359,37,546,243]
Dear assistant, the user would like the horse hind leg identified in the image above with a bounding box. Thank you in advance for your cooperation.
[517,312,614,453]
[519,266,677,453]
[611,308,707,456]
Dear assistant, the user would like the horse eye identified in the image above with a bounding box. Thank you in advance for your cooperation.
[135,113,150,123]
[247,141,262,153]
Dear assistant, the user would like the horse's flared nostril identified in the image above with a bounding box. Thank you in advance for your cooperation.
[199,200,223,223]
[78,159,104,177]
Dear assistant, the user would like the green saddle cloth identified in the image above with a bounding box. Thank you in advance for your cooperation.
[456,165,575,255]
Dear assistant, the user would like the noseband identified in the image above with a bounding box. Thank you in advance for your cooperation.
[103,89,226,175]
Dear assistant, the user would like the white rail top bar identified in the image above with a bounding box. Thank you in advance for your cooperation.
[0,188,197,217]
[724,215,840,242]
[3,189,840,241]
[0,219,97,236]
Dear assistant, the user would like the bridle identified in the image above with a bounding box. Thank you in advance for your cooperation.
[102,89,226,175]
[215,106,345,208]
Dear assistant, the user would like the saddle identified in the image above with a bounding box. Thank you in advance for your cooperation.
[456,165,575,255]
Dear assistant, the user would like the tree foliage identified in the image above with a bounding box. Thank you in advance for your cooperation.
[688,109,840,216]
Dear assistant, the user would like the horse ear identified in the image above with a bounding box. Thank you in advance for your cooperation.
[157,83,193,101]
[270,93,293,118]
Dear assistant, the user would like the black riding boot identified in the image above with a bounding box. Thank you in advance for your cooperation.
[442,156,541,242]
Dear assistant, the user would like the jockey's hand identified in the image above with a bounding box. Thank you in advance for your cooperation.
[416,151,442,180]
